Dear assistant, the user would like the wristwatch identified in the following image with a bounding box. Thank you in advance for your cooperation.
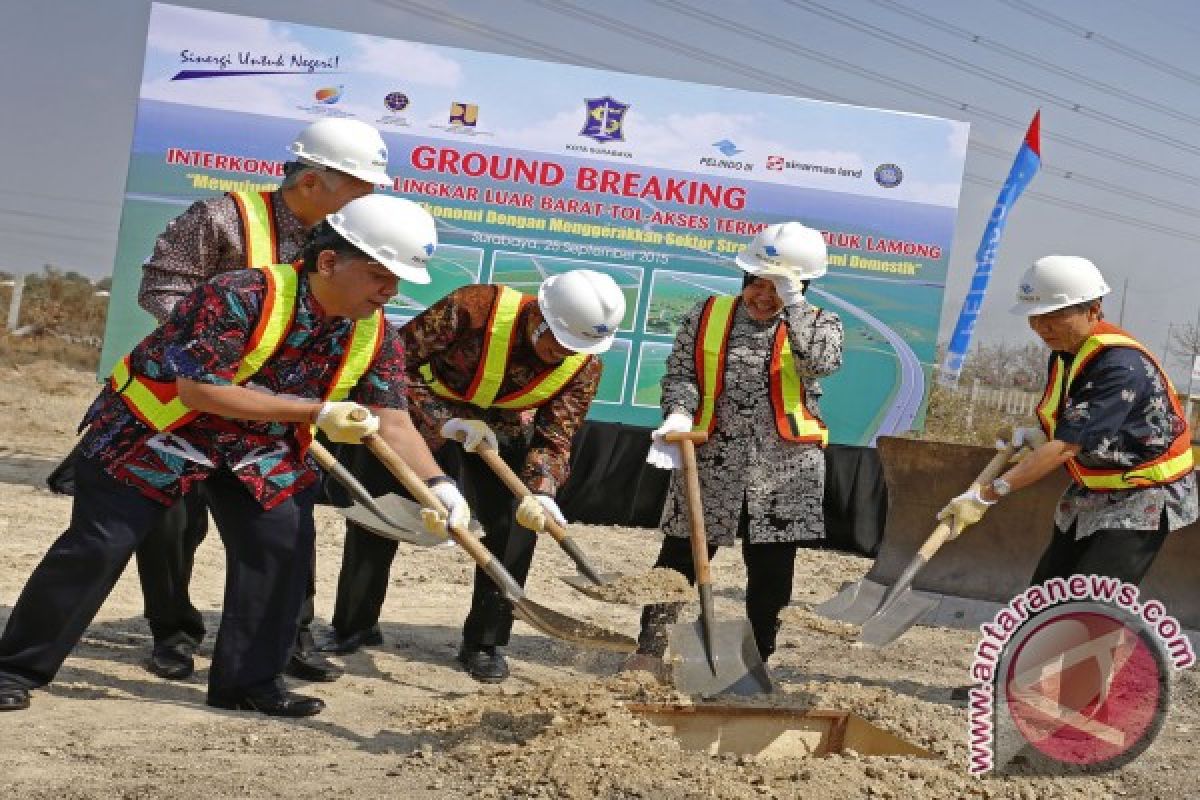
[990,477,1012,498]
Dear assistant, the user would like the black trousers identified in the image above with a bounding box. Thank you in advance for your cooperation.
[1030,512,1170,586]
[0,456,316,695]
[637,504,803,661]
[133,481,317,652]
[331,440,535,648]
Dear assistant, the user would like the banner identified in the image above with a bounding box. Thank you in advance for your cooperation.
[101,3,968,444]
[940,111,1041,385]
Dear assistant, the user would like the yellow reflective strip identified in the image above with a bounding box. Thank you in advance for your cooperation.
[418,363,459,401]
[328,311,382,402]
[233,264,297,384]
[234,191,274,268]
[776,336,827,443]
[471,287,523,408]
[108,357,192,431]
[491,353,588,410]
[695,297,735,433]
[1036,357,1065,436]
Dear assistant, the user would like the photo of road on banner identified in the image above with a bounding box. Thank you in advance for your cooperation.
[967,579,1195,776]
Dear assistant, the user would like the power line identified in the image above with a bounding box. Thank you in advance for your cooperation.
[643,0,1200,189]
[867,0,1200,128]
[784,0,1200,159]
[995,0,1200,88]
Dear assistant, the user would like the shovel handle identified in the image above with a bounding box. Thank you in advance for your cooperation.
[361,433,524,599]
[918,443,1018,560]
[664,432,713,587]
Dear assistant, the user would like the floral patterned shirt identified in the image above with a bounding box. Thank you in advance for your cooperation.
[659,296,844,545]
[400,284,602,496]
[138,190,308,323]
[82,269,408,509]
[1050,347,1198,537]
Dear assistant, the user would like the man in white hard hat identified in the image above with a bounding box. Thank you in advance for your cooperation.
[0,195,470,715]
[938,255,1197,588]
[631,222,843,672]
[131,117,388,684]
[326,270,624,683]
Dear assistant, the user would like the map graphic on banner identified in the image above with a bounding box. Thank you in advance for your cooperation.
[101,3,968,444]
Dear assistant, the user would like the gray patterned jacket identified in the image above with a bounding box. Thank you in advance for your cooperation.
[659,296,844,545]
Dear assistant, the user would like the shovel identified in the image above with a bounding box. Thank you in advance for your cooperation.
[858,443,1020,647]
[359,427,637,653]
[309,441,448,547]
[444,432,625,597]
[664,431,773,697]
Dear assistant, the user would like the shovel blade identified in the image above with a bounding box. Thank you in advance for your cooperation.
[667,618,773,697]
[335,493,448,548]
[858,589,939,648]
[813,579,890,624]
[512,598,637,653]
[559,572,626,598]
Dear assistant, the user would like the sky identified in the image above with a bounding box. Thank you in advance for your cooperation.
[2,0,1199,380]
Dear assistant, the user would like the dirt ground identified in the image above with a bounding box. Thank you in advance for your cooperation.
[0,362,1196,798]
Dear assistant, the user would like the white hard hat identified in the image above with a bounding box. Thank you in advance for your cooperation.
[1011,255,1110,316]
[326,195,436,283]
[734,222,828,280]
[537,270,626,354]
[289,119,391,185]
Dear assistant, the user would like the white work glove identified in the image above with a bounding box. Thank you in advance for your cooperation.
[315,401,379,444]
[936,484,995,539]
[420,478,471,539]
[764,271,806,307]
[645,412,694,470]
[516,494,567,532]
[441,418,498,453]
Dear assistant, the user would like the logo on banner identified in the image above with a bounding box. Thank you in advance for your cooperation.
[766,155,785,171]
[700,139,753,172]
[874,163,904,188]
[297,84,353,118]
[314,86,343,105]
[450,102,478,127]
[580,97,629,143]
[377,91,411,128]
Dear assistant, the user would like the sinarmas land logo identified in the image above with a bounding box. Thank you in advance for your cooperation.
[968,576,1194,775]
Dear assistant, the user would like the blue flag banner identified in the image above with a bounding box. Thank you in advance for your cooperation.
[940,111,1041,385]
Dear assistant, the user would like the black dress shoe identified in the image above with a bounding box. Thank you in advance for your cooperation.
[207,685,325,717]
[148,639,196,681]
[320,626,383,655]
[457,645,509,683]
[0,686,30,711]
[285,650,343,683]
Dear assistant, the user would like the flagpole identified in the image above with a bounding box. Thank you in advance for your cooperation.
[939,110,1042,387]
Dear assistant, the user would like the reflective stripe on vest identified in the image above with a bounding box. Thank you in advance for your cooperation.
[693,295,828,446]
[418,286,588,411]
[229,191,280,267]
[1035,321,1194,491]
[109,263,384,432]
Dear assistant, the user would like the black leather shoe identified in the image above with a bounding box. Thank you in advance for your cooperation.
[148,639,196,680]
[207,686,325,717]
[0,686,30,711]
[285,650,343,683]
[457,645,509,683]
[320,626,383,655]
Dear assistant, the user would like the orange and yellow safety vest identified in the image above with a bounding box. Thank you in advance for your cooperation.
[418,286,588,411]
[229,191,281,267]
[1036,320,1193,491]
[693,295,828,446]
[109,262,384,432]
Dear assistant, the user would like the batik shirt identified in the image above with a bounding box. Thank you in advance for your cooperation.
[81,269,407,509]
[659,297,844,545]
[138,190,308,323]
[1050,347,1199,538]
[401,284,602,496]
